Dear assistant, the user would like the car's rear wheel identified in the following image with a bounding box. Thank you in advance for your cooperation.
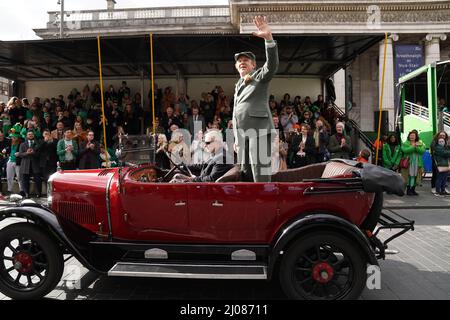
[279,231,367,300]
[0,223,64,300]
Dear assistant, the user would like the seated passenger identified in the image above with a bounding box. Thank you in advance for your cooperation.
[170,130,233,183]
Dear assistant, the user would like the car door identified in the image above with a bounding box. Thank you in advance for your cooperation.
[120,180,189,239]
[187,182,279,243]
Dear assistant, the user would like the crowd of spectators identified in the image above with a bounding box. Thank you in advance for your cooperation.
[1,79,448,198]
[0,79,378,198]
[370,97,450,196]
[153,88,358,173]
[377,128,450,197]
[0,81,139,198]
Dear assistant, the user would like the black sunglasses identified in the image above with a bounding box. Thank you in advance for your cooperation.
[204,140,213,145]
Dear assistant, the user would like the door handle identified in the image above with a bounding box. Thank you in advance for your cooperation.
[175,201,186,207]
[212,200,223,207]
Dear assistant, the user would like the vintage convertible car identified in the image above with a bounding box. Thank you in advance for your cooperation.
[0,159,414,300]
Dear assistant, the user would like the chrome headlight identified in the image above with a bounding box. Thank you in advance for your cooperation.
[47,173,56,207]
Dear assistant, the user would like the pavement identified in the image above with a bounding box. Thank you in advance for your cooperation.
[383,181,450,209]
[0,179,449,300]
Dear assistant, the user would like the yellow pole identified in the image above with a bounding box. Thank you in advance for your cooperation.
[150,33,156,134]
[97,35,109,166]
[375,32,388,165]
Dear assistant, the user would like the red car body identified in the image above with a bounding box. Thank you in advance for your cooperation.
[0,160,411,300]
[50,167,374,243]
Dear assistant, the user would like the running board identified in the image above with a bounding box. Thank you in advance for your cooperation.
[108,262,267,280]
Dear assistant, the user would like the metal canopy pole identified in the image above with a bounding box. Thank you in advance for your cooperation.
[150,33,157,163]
[150,33,156,134]
[97,35,109,166]
[375,33,388,165]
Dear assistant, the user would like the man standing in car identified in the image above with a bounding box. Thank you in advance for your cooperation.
[232,16,279,182]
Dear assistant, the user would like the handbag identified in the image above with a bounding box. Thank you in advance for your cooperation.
[400,157,409,169]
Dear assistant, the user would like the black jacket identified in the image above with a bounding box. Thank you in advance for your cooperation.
[161,114,183,134]
[155,149,171,170]
[0,139,9,164]
[18,140,41,174]
[289,133,316,166]
[188,149,233,182]
[79,141,100,169]
[38,140,58,170]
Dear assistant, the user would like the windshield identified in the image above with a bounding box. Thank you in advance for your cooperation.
[116,134,156,165]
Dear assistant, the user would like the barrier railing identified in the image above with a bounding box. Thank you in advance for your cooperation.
[48,6,230,23]
[404,100,429,120]
[442,111,450,130]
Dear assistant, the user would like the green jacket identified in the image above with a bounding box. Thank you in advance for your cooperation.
[382,143,401,169]
[433,144,450,167]
[57,139,78,162]
[401,140,425,168]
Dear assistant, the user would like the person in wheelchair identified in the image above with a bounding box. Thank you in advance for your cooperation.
[170,130,233,183]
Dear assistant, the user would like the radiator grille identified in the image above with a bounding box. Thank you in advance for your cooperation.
[56,201,96,224]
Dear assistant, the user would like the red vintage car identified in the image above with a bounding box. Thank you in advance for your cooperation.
[0,159,413,300]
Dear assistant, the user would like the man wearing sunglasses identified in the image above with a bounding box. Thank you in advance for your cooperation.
[170,130,233,183]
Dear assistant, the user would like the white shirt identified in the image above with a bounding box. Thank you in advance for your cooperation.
[64,140,74,161]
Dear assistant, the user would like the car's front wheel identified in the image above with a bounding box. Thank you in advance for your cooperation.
[0,223,64,299]
[279,231,367,300]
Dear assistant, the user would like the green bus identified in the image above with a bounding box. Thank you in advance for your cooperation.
[398,60,450,147]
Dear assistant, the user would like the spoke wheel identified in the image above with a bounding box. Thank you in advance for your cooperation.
[0,223,64,300]
[279,231,367,300]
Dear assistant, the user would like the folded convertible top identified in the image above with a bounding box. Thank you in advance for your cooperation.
[330,159,405,196]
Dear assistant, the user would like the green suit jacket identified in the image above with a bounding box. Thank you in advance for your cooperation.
[57,139,79,162]
[232,40,279,142]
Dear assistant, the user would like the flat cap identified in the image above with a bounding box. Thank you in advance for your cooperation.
[234,51,256,62]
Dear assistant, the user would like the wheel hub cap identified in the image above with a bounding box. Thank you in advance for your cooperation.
[13,252,33,273]
[312,262,334,284]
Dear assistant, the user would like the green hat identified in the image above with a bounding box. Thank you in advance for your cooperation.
[8,123,22,138]
[9,130,20,138]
